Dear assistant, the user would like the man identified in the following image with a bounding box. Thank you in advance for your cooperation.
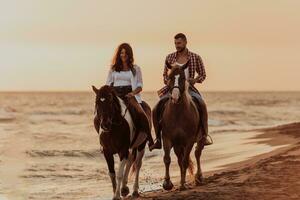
[150,33,212,151]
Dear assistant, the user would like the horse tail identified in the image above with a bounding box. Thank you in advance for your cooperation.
[188,156,194,175]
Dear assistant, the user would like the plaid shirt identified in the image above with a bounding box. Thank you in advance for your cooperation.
[157,49,206,97]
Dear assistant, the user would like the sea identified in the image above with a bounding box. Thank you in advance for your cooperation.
[0,91,299,200]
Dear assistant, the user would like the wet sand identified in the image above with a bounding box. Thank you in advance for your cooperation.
[139,122,300,200]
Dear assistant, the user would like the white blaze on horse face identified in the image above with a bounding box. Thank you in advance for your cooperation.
[100,98,105,102]
[171,75,180,102]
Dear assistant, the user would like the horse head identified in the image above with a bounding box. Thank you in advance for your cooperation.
[165,60,190,104]
[92,85,121,132]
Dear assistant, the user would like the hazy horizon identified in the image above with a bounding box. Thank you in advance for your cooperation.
[1,0,300,91]
[0,89,299,93]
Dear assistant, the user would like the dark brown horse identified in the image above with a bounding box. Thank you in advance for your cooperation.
[156,61,205,190]
[92,85,151,200]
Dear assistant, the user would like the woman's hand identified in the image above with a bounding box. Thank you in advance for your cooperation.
[126,92,135,98]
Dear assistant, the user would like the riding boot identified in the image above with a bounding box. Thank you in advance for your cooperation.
[192,97,213,146]
[149,98,168,151]
[149,104,162,151]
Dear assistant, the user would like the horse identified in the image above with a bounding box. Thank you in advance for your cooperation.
[156,60,205,191]
[92,85,151,200]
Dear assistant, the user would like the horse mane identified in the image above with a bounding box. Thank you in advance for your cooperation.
[167,66,180,78]
[184,80,192,101]
[111,89,122,116]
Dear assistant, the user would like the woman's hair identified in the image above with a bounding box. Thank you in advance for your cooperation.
[111,43,136,75]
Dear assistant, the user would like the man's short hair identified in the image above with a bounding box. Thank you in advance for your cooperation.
[174,33,187,41]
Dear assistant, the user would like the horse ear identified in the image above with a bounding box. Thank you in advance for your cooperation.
[92,85,98,94]
[165,60,172,69]
[181,60,190,70]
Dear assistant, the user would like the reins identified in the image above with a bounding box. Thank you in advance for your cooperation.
[95,97,129,128]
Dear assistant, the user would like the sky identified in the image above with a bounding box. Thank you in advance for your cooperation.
[0,0,299,91]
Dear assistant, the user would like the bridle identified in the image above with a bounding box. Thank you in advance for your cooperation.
[168,74,186,104]
[95,96,128,132]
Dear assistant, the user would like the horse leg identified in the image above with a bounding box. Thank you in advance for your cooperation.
[180,143,194,190]
[195,141,205,185]
[103,150,116,194]
[132,148,145,198]
[121,150,135,197]
[113,153,128,200]
[162,138,173,191]
[174,145,186,190]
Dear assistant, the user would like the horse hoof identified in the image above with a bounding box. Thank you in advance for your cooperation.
[112,197,121,200]
[132,191,140,198]
[195,174,204,186]
[179,184,188,191]
[163,179,174,191]
[121,186,130,197]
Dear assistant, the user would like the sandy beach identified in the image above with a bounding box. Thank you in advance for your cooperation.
[140,122,300,200]
[0,92,299,200]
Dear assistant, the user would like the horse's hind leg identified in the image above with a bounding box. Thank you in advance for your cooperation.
[162,139,173,191]
[121,150,135,197]
[180,142,194,190]
[195,141,205,185]
[132,146,145,198]
[175,143,193,190]
[174,145,185,190]
[103,150,116,194]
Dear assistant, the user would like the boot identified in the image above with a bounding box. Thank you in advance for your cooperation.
[139,112,155,151]
[203,133,213,146]
[193,97,213,146]
[139,101,156,151]
[149,138,162,151]
[149,98,168,151]
[200,103,213,146]
[125,97,154,149]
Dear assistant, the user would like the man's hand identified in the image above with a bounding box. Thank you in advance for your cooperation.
[188,78,197,85]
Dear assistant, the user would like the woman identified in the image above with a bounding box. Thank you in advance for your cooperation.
[105,43,155,150]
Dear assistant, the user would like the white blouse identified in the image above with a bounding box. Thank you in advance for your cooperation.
[106,65,143,103]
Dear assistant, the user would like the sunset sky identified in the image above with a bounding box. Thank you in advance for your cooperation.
[0,0,299,91]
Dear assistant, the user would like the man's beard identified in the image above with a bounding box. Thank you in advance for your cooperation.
[176,47,186,53]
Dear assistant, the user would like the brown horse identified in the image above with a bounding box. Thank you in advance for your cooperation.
[156,60,205,191]
[92,85,151,200]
